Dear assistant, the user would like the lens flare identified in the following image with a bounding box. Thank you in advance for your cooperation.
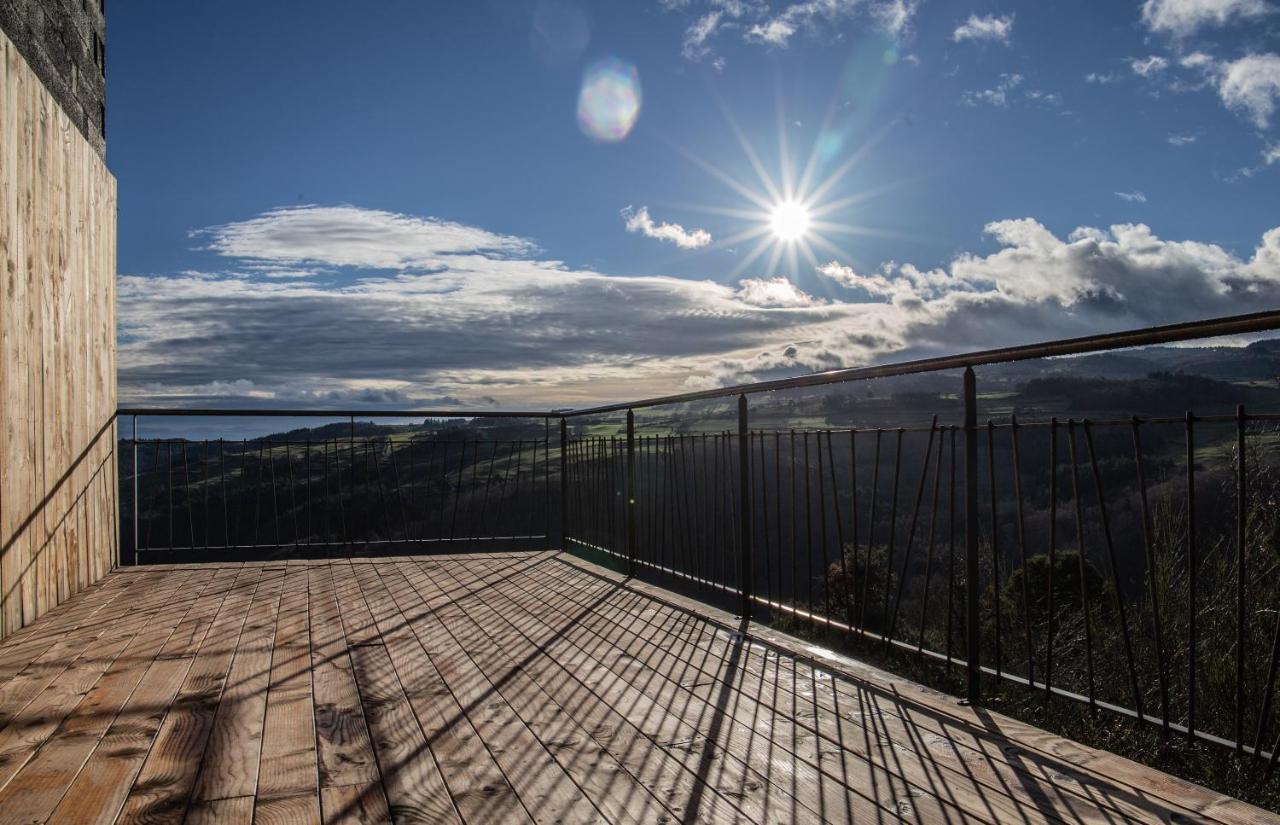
[770,200,811,242]
[577,58,641,143]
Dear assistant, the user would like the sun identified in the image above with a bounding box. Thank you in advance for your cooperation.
[770,200,811,242]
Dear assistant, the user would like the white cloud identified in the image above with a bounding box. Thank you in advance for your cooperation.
[745,17,798,45]
[962,73,1024,107]
[871,0,921,36]
[1085,72,1121,85]
[1130,55,1171,78]
[952,13,1014,44]
[1141,0,1272,37]
[735,277,825,307]
[1266,142,1280,164]
[120,204,1280,407]
[682,12,723,60]
[1168,133,1198,145]
[1116,191,1149,202]
[1216,53,1280,128]
[194,205,533,269]
[621,206,713,249]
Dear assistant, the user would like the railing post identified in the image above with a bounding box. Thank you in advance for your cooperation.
[626,409,636,575]
[738,394,752,620]
[559,417,568,550]
[963,367,981,704]
[132,414,139,566]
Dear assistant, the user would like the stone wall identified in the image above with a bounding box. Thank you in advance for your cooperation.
[0,0,106,157]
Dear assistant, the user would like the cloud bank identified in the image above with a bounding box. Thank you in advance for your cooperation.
[119,205,1280,409]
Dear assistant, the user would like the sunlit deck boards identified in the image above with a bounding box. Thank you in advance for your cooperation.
[0,552,1271,825]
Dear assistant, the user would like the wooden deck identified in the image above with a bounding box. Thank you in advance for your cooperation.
[0,552,1273,825]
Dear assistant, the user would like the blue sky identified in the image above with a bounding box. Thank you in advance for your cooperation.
[109,0,1280,409]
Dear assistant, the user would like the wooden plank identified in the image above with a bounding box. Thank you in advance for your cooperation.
[46,566,242,825]
[320,782,392,825]
[346,641,462,824]
[554,552,1275,825]
[186,795,254,825]
[253,792,323,825]
[335,561,461,824]
[498,558,1049,824]
[308,563,383,795]
[190,566,287,803]
[411,558,760,824]
[0,568,221,822]
[257,567,318,802]
[114,566,264,823]
[348,561,536,824]
[371,559,660,825]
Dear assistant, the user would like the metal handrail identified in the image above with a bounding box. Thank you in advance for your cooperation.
[562,308,1280,417]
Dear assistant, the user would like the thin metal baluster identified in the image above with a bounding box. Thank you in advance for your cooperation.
[544,421,551,546]
[1046,420,1058,697]
[252,441,265,548]
[304,441,312,546]
[182,442,195,548]
[861,430,882,628]
[947,428,957,667]
[677,434,693,581]
[335,439,348,547]
[1237,404,1248,753]
[1255,564,1280,758]
[848,428,858,628]
[918,428,945,659]
[406,438,419,539]
[759,433,772,608]
[369,441,392,544]
[219,439,228,548]
[706,434,717,587]
[817,430,831,622]
[689,434,703,582]
[1084,420,1143,719]
[527,440,540,541]
[987,420,1002,676]
[166,440,173,549]
[285,442,299,550]
[268,441,281,547]
[826,429,847,622]
[888,419,938,641]
[450,441,467,541]
[201,441,209,550]
[1132,418,1170,735]
[881,429,904,638]
[1010,416,1034,686]
[233,440,246,547]
[706,432,716,585]
[664,436,675,574]
[775,432,784,614]
[803,431,814,618]
[514,440,528,540]
[790,430,798,613]
[1066,421,1096,713]
[1186,412,1198,742]
[494,440,515,537]
[387,441,410,542]
[474,441,499,543]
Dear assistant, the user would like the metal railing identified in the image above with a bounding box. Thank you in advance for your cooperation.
[119,411,556,562]
[116,308,1280,764]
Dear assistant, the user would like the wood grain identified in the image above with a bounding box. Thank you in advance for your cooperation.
[0,556,1270,824]
[0,27,117,643]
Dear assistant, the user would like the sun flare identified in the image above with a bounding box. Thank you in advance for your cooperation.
[770,200,811,242]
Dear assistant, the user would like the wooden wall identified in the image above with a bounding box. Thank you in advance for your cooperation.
[0,29,117,640]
